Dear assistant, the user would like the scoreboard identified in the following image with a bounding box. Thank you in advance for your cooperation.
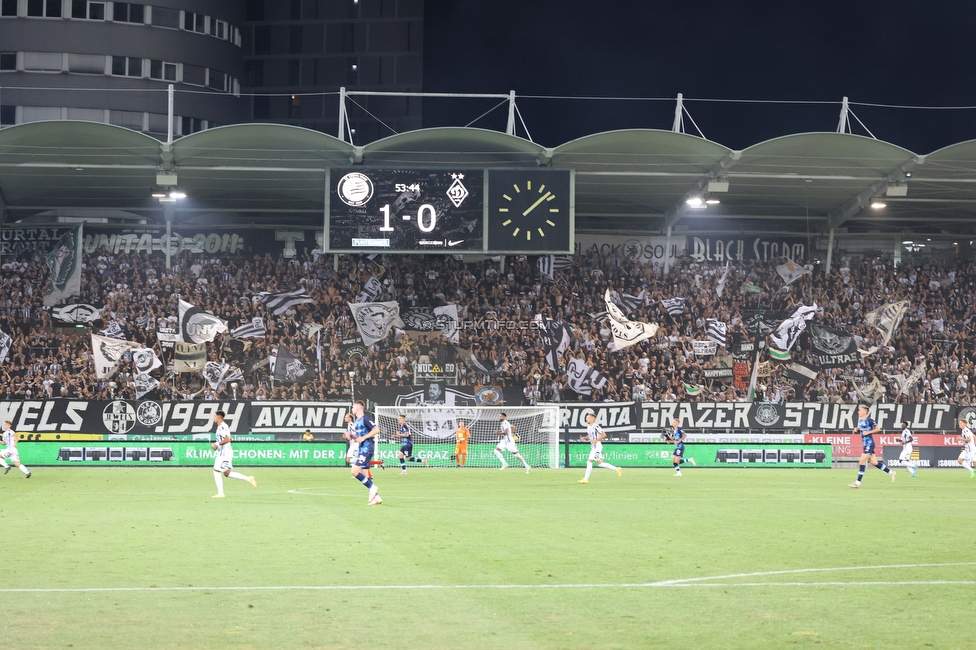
[326,168,573,254]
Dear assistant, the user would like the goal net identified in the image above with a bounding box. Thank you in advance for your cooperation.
[374,405,560,469]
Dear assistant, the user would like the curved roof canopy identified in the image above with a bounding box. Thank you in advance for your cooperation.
[1,121,974,237]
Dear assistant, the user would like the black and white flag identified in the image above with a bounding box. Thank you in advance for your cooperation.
[0,330,11,364]
[43,225,83,307]
[91,334,137,379]
[590,311,610,325]
[131,348,162,375]
[135,314,154,330]
[273,346,315,384]
[566,358,608,396]
[253,288,315,315]
[661,297,686,316]
[434,304,459,343]
[705,319,727,347]
[716,260,731,298]
[233,317,266,339]
[775,258,811,286]
[617,290,645,315]
[348,301,405,346]
[769,303,817,351]
[853,377,886,405]
[786,360,819,386]
[179,300,228,343]
[604,289,658,351]
[355,277,384,303]
[203,361,241,390]
[864,300,909,345]
[173,341,207,373]
[99,321,126,340]
[51,303,102,324]
[133,373,159,399]
[538,316,572,371]
[809,323,859,367]
[536,255,573,280]
[745,311,778,336]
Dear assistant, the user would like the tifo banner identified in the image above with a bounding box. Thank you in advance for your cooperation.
[566,443,831,468]
[547,401,636,436]
[249,402,351,434]
[686,235,809,263]
[18,441,348,467]
[573,234,683,265]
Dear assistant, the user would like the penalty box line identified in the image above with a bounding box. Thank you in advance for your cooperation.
[4,562,975,594]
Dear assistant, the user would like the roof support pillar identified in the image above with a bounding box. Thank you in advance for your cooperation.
[167,84,174,145]
[836,96,849,133]
[163,202,174,270]
[824,227,835,276]
[664,225,672,275]
[506,91,516,136]
[672,93,684,133]
[338,87,348,143]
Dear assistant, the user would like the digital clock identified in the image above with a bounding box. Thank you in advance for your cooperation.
[327,169,485,252]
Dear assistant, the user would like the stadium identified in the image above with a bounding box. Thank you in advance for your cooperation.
[2,2,976,648]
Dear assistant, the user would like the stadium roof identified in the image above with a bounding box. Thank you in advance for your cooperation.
[1,120,974,237]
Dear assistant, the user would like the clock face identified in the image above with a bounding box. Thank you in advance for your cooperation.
[487,170,572,253]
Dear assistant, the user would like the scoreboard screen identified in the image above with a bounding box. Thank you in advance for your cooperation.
[327,169,485,252]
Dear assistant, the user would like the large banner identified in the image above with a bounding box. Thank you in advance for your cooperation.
[547,401,637,436]
[18,441,348,467]
[0,226,324,259]
[574,234,684,266]
[686,235,810,263]
[566,443,831,468]
[249,401,351,434]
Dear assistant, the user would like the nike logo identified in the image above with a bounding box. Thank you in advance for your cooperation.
[448,240,464,247]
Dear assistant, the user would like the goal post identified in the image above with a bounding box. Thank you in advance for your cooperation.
[374,405,560,468]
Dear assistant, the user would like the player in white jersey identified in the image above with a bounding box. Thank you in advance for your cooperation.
[0,420,31,478]
[957,418,976,479]
[343,413,359,465]
[898,421,917,478]
[577,413,621,484]
[493,412,531,473]
[211,410,257,498]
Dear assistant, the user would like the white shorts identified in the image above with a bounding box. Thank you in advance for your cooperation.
[898,445,913,461]
[961,448,976,463]
[1,448,18,463]
[587,449,603,463]
[496,440,519,454]
[213,453,233,472]
[346,443,359,461]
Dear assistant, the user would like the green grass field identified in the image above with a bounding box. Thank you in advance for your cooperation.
[0,465,974,649]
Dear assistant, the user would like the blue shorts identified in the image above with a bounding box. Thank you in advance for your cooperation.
[862,438,876,455]
[400,442,413,456]
[355,440,374,469]
[673,443,685,457]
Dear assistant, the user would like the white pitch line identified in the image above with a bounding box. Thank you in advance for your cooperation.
[2,562,974,594]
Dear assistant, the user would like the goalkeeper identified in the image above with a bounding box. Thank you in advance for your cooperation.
[454,419,470,467]
[493,412,531,474]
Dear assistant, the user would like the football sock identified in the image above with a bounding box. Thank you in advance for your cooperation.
[356,474,374,489]
[458,455,466,466]
[962,460,973,471]
[673,462,680,470]
[228,471,249,481]
[0,458,7,468]
[857,465,865,482]
[400,459,407,470]
[876,461,891,474]
[599,461,618,471]
[17,464,29,475]
[494,449,506,465]
[410,457,423,463]
[584,461,593,480]
[213,471,224,494]
[516,453,530,470]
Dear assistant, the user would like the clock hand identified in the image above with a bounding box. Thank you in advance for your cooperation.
[522,192,551,217]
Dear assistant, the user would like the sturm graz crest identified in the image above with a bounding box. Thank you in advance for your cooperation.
[136,401,163,427]
[811,324,852,355]
[958,407,976,430]
[102,401,137,434]
[753,403,781,427]
[354,303,400,339]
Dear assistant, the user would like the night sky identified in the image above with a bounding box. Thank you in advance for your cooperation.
[422,0,976,153]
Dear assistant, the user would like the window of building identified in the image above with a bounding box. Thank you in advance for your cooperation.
[28,0,63,17]
[0,52,15,70]
[289,95,301,119]
[149,59,177,81]
[289,0,300,19]
[288,59,300,86]
[211,19,225,39]
[0,0,17,17]
[244,60,263,87]
[23,52,62,71]
[207,69,226,91]
[72,1,105,19]
[149,5,179,28]
[341,23,355,52]
[182,63,205,86]
[289,25,302,54]
[253,95,270,120]
[68,53,105,74]
[253,25,270,55]
[110,109,143,129]
[183,11,205,33]
[347,57,358,84]
[111,55,142,77]
[113,2,145,23]
[181,116,203,134]
[232,27,241,46]
[246,0,263,21]
[0,105,15,125]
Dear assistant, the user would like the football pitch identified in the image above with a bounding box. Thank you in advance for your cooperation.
[0,466,973,649]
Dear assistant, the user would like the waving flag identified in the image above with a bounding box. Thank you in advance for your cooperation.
[179,300,228,343]
[536,255,573,280]
[705,319,727,347]
[91,334,137,379]
[716,260,731,298]
[769,303,817,352]
[661,297,686,316]
[775,258,810,286]
[232,317,267,339]
[567,358,607,396]
[864,300,909,345]
[254,288,315,315]
[348,301,405,347]
[604,289,658,351]
[43,225,83,307]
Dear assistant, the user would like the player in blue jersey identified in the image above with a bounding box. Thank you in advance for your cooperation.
[669,418,696,476]
[849,404,895,488]
[393,414,429,474]
[351,400,382,505]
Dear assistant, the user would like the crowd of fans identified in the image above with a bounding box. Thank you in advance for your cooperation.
[1,233,973,406]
